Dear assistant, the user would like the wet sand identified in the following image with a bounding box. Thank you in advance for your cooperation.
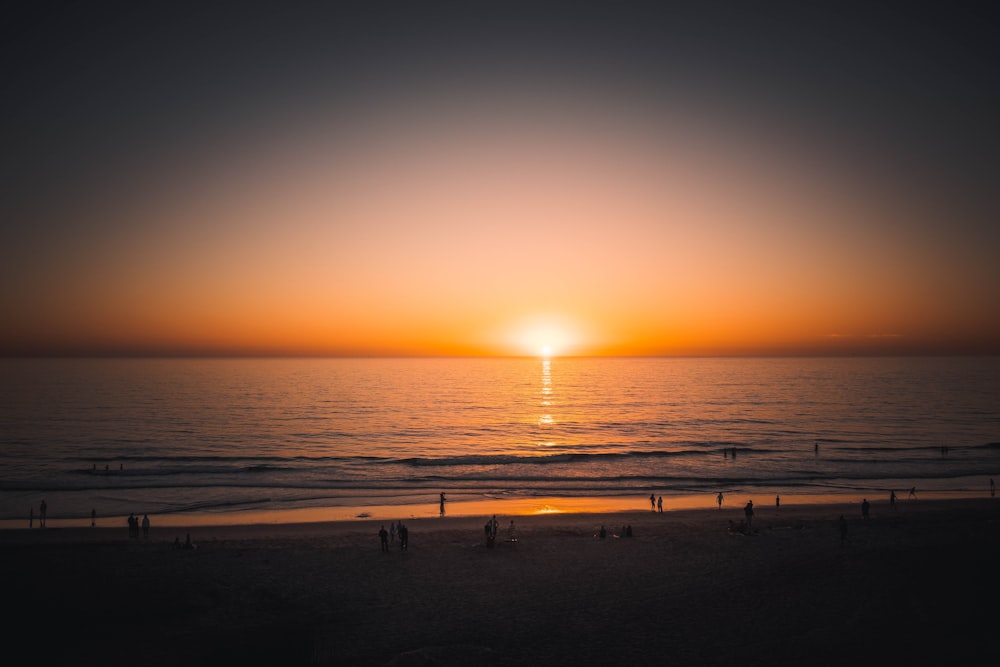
[7,498,999,666]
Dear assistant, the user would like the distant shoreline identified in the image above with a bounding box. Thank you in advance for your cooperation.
[3,488,990,532]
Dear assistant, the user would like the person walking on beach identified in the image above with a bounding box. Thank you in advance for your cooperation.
[744,500,754,531]
[439,492,446,516]
[91,508,96,527]
[861,499,870,520]
[775,494,780,508]
[650,493,656,511]
[390,521,396,543]
[908,486,917,499]
[399,522,408,550]
[142,513,150,538]
[379,525,389,552]
[890,490,897,507]
[717,492,724,509]
[657,496,663,513]
[485,519,494,547]
[39,499,47,527]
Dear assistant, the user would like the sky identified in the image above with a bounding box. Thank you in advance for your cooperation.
[3,1,999,357]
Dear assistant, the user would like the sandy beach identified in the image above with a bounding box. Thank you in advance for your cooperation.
[7,497,999,666]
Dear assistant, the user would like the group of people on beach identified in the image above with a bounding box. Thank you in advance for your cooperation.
[598,524,633,539]
[127,513,150,539]
[649,494,663,512]
[379,520,409,551]
[29,499,48,528]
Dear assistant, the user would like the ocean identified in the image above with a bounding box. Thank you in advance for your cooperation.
[1,356,998,528]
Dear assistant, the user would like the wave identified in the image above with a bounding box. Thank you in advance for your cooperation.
[56,440,1000,475]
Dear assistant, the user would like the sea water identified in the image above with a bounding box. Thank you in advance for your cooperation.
[1,356,998,526]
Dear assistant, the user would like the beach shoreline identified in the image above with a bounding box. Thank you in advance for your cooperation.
[8,497,999,665]
[3,487,989,531]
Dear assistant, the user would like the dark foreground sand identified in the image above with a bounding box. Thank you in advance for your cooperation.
[7,498,999,666]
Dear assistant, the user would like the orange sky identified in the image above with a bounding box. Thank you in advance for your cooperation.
[3,5,998,357]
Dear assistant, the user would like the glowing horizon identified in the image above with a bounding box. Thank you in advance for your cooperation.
[2,5,998,358]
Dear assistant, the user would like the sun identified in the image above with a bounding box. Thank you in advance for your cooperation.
[491,314,594,357]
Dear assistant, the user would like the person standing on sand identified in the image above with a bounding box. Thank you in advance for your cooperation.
[390,521,396,543]
[39,499,47,528]
[991,478,995,498]
[399,522,409,550]
[890,490,896,507]
[142,513,150,538]
[439,492,446,516]
[650,493,656,511]
[717,492,723,508]
[744,500,754,531]
[379,525,389,552]
[29,506,33,528]
[657,496,663,513]
[775,494,780,508]
[91,508,96,527]
[861,499,870,520]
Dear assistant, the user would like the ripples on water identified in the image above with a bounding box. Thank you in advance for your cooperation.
[1,356,998,522]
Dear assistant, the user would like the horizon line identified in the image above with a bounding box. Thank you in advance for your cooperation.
[3,351,998,360]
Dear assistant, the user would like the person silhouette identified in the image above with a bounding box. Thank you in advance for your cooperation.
[649,494,656,511]
[39,499,47,528]
[908,486,917,499]
[744,500,754,531]
[657,496,663,513]
[861,499,870,520]
[142,513,150,538]
[717,492,724,509]
[399,522,408,550]
[991,478,995,498]
[890,490,897,507]
[91,508,96,527]
[379,525,389,552]
[599,525,607,539]
[775,494,780,508]
[439,492,446,516]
